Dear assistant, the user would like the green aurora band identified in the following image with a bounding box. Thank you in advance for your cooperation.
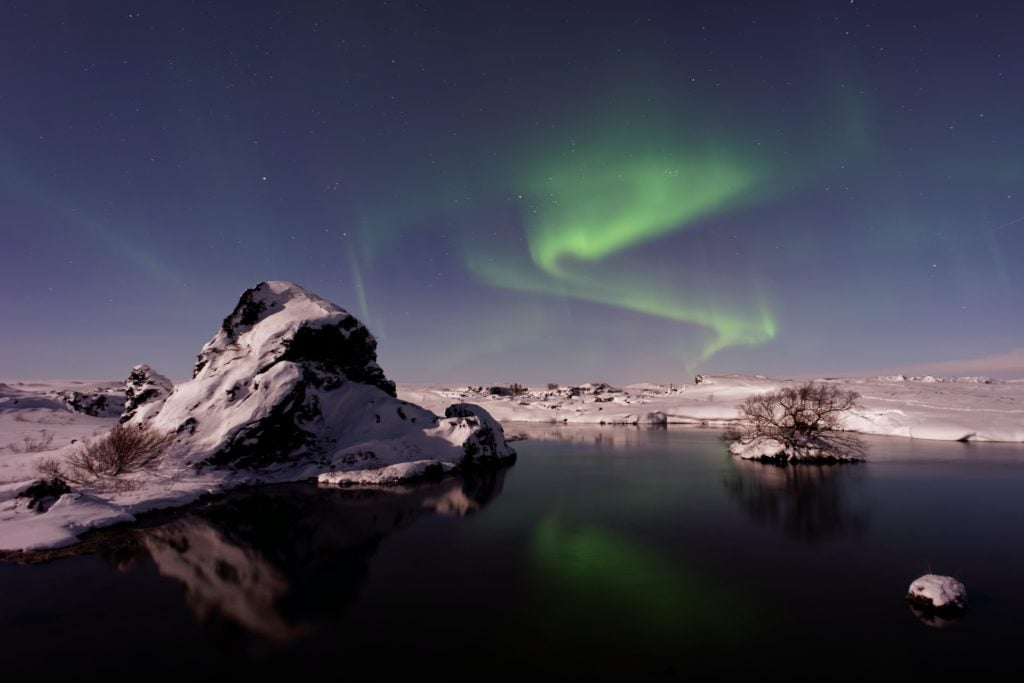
[467,137,777,363]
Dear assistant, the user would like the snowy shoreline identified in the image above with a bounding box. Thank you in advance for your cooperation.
[3,372,1023,554]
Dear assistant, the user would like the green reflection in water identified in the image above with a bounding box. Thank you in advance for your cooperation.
[528,516,748,642]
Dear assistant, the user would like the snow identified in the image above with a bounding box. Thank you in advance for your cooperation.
[400,375,1024,442]
[906,574,968,611]
[0,489,134,550]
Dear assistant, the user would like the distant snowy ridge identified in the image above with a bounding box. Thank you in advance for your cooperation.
[400,374,1024,443]
[0,281,514,552]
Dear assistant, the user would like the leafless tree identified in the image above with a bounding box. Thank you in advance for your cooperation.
[724,382,866,461]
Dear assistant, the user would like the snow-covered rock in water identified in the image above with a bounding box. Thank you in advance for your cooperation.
[443,403,516,466]
[121,364,173,423]
[906,574,968,613]
[729,435,866,462]
[319,460,456,486]
[137,281,515,476]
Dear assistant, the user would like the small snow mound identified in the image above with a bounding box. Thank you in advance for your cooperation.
[319,460,455,486]
[906,574,967,612]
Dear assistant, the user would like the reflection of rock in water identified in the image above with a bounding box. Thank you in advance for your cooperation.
[504,424,671,449]
[144,519,298,640]
[723,459,867,543]
[126,470,508,641]
[908,603,962,629]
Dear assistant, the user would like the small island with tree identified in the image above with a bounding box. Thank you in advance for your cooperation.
[724,382,867,463]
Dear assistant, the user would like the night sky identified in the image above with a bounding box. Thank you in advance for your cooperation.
[3,1,1023,383]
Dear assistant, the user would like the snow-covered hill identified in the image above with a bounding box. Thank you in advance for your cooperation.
[0,281,515,552]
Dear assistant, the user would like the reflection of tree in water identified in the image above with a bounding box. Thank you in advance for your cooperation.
[723,459,867,543]
[101,469,508,641]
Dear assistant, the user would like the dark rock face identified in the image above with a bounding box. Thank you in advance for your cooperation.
[192,285,272,377]
[121,365,173,423]
[205,381,319,470]
[222,285,270,334]
[17,478,71,513]
[281,324,396,397]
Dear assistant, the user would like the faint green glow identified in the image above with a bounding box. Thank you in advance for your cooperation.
[528,516,746,639]
[0,150,179,286]
[469,254,775,362]
[347,248,372,327]
[423,302,554,374]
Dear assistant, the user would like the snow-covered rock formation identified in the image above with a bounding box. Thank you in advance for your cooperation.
[121,364,173,423]
[134,281,515,475]
[906,574,968,626]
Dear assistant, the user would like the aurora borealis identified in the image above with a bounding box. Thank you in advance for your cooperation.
[2,2,1023,381]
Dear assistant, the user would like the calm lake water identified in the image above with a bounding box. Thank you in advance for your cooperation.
[3,426,1024,679]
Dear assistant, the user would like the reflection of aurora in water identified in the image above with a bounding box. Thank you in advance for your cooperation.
[528,516,747,641]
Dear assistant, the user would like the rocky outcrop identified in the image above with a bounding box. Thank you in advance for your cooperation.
[53,389,124,417]
[16,478,71,513]
[135,281,515,478]
[121,364,173,423]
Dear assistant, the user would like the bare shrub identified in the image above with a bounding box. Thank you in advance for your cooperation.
[35,456,66,480]
[66,423,172,480]
[546,383,559,391]
[509,383,527,397]
[8,429,55,453]
[724,382,866,461]
[35,424,173,488]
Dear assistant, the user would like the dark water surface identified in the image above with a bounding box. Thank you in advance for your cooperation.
[3,426,1024,679]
